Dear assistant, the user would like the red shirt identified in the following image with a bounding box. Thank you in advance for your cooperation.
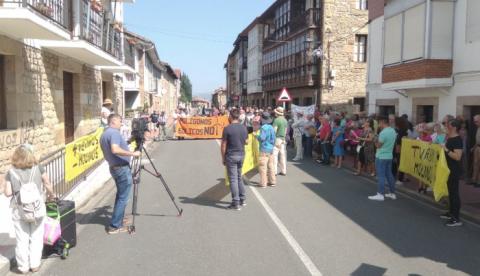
[319,123,331,140]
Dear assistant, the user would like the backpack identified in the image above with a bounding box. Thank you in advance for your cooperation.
[9,167,45,223]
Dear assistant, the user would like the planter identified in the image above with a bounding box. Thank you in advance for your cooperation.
[35,3,53,17]
[90,0,103,12]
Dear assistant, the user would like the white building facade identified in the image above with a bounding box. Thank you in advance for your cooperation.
[367,0,480,124]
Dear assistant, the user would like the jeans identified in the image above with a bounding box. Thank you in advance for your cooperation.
[375,158,396,194]
[109,166,133,229]
[447,174,461,220]
[303,135,313,158]
[226,154,246,204]
[321,142,331,164]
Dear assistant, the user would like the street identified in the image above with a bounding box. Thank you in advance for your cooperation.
[38,140,480,276]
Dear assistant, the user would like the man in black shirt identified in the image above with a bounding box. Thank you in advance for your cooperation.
[221,109,248,210]
[441,119,464,227]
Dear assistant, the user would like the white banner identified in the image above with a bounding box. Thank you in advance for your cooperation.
[291,104,315,116]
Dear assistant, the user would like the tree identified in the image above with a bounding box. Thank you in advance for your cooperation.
[180,74,192,103]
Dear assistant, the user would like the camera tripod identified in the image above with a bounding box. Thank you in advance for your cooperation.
[128,140,183,234]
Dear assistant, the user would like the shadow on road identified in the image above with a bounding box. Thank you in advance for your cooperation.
[351,263,387,276]
[179,178,230,209]
[299,159,480,275]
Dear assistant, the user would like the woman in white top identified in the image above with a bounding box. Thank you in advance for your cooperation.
[3,144,55,274]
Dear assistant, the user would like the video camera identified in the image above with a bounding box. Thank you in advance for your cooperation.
[130,117,149,147]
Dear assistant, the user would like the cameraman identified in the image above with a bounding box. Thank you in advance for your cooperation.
[100,114,141,234]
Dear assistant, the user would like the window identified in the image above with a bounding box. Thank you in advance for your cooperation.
[357,0,367,10]
[354,35,368,62]
[0,55,5,129]
[467,0,480,42]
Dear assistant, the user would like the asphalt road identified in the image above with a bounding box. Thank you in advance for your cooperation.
[36,140,480,276]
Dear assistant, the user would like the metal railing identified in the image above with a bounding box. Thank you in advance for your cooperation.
[124,38,135,68]
[80,0,104,48]
[1,0,72,30]
[79,0,122,61]
[39,146,104,199]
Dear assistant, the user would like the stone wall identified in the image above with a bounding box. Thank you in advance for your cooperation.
[321,0,368,111]
[0,36,112,183]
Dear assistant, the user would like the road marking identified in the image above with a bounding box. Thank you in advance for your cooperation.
[249,186,323,276]
[215,139,322,276]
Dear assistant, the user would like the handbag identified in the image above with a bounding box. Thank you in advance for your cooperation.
[44,216,61,245]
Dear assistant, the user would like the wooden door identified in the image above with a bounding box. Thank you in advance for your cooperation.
[63,72,75,144]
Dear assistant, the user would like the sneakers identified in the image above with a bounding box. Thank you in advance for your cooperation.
[395,180,403,185]
[240,200,247,207]
[445,219,463,227]
[278,172,286,176]
[385,193,397,200]
[268,183,276,187]
[292,158,303,161]
[368,193,385,201]
[440,212,452,220]
[227,203,241,211]
[107,226,129,235]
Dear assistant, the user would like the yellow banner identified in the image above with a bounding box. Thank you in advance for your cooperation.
[226,133,260,185]
[399,138,450,201]
[176,116,229,139]
[65,128,104,182]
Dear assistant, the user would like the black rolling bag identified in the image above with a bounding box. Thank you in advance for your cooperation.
[43,200,77,259]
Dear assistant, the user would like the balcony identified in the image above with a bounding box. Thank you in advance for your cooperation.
[0,0,71,40]
[40,0,123,67]
[264,8,321,49]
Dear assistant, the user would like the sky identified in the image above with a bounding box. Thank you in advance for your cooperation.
[124,0,275,100]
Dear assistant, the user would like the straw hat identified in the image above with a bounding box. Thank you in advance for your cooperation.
[274,106,284,116]
[103,98,113,105]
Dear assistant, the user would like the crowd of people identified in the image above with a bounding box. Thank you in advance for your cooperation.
[221,104,475,227]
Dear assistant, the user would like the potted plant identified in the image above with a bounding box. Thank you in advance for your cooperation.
[90,0,103,12]
[112,21,122,31]
[35,2,52,17]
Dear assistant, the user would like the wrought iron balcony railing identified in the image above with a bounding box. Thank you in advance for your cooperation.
[1,0,72,30]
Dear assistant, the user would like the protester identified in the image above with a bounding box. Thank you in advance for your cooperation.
[172,109,179,139]
[318,115,332,165]
[416,123,433,193]
[150,111,160,141]
[257,112,276,187]
[3,144,55,274]
[272,107,288,176]
[158,111,168,141]
[101,98,113,127]
[471,115,480,187]
[303,115,316,159]
[356,119,376,176]
[441,119,464,226]
[221,109,248,210]
[292,112,306,161]
[331,118,345,169]
[369,116,397,201]
[393,117,409,183]
[100,114,141,234]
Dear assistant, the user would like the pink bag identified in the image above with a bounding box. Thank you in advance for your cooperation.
[44,216,61,245]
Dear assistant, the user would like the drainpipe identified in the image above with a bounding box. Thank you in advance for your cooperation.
[72,0,81,38]
[424,0,432,59]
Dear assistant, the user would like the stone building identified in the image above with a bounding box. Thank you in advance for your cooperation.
[0,0,135,175]
[123,30,179,117]
[212,87,227,109]
[226,0,368,112]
